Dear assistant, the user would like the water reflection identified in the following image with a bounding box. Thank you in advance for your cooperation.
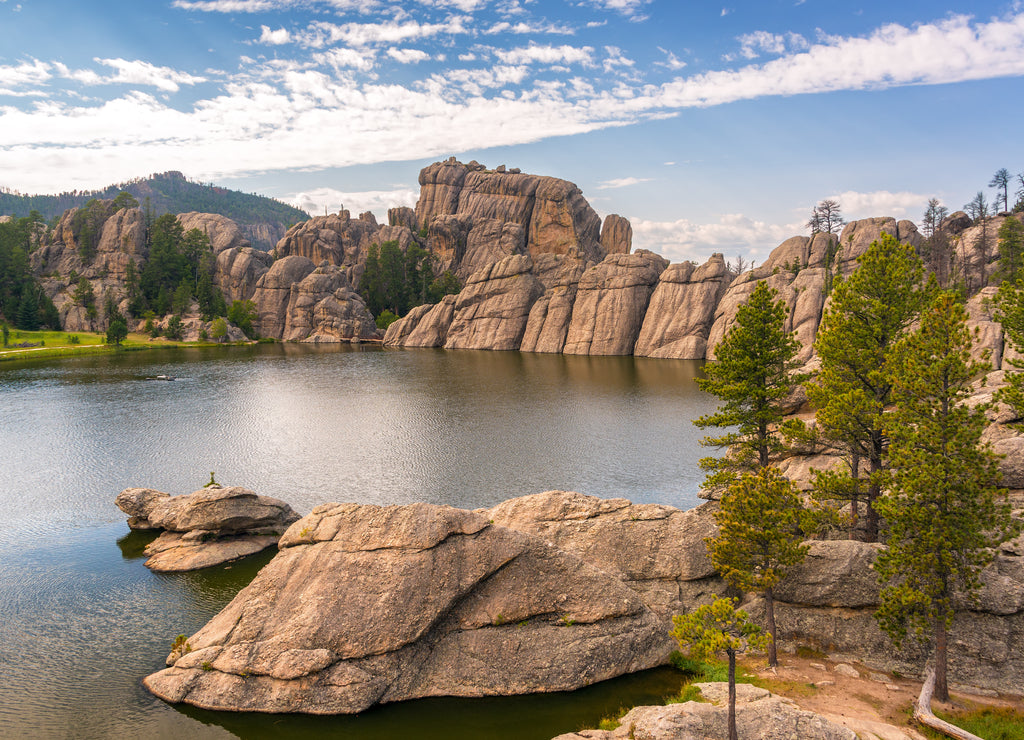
[0,344,717,738]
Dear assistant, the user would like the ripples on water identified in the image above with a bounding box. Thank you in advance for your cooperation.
[0,345,716,738]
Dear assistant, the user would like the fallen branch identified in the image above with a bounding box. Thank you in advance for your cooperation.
[914,667,983,740]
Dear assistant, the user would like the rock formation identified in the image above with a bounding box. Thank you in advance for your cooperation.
[115,485,300,572]
[143,500,669,713]
[141,488,1023,712]
[553,683,857,740]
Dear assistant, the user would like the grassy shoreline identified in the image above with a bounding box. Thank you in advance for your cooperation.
[0,330,256,363]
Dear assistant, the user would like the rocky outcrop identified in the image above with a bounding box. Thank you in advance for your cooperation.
[485,491,723,617]
[564,251,669,356]
[634,255,733,359]
[383,294,457,348]
[553,683,857,740]
[272,210,385,286]
[600,214,632,255]
[115,485,300,572]
[415,157,606,265]
[143,500,669,714]
[444,254,545,350]
[177,212,250,254]
[280,264,379,343]
[214,247,274,305]
[251,256,318,339]
[520,255,589,354]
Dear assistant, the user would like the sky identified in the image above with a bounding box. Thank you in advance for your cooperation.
[1,1,1023,264]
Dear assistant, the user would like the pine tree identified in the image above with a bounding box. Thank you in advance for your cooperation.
[707,466,808,667]
[694,281,806,497]
[995,216,1024,284]
[875,292,1019,702]
[995,275,1024,418]
[808,233,931,541]
[671,597,769,740]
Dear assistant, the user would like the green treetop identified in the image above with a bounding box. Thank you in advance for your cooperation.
[876,292,1019,703]
[671,597,769,740]
[996,274,1024,418]
[707,466,808,667]
[808,233,932,542]
[995,216,1024,285]
[694,281,806,497]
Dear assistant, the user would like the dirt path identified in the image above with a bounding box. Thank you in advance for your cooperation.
[744,654,1023,740]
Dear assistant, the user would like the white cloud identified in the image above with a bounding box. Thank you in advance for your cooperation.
[631,213,804,264]
[580,0,650,19]
[258,26,292,45]
[833,189,928,220]
[387,47,431,64]
[0,59,51,89]
[602,45,635,73]
[494,44,594,66]
[433,64,529,94]
[484,21,575,35]
[288,186,418,218]
[596,176,651,189]
[655,48,687,71]
[316,47,376,72]
[736,30,808,59]
[296,17,470,48]
[95,58,206,91]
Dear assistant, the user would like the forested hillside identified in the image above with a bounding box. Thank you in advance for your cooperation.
[0,172,309,250]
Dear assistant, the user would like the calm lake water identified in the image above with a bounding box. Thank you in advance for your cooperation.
[0,344,717,739]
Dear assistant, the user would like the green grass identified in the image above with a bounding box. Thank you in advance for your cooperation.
[0,329,254,362]
[922,707,1024,740]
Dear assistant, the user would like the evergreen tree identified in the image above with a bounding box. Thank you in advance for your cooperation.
[990,168,1011,213]
[694,281,806,497]
[876,292,1019,702]
[671,597,769,740]
[995,275,1024,418]
[17,284,39,330]
[106,313,128,347]
[227,299,257,339]
[707,466,808,667]
[808,233,931,541]
[995,216,1024,284]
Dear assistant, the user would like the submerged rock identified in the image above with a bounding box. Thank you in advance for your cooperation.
[143,500,669,714]
[115,485,300,572]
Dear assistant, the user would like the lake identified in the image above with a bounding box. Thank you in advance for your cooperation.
[0,344,718,739]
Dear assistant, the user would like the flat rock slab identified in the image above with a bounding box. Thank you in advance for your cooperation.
[551,684,858,740]
[143,532,280,572]
[143,500,670,714]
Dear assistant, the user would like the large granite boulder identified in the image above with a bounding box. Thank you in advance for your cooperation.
[564,251,669,356]
[415,157,606,265]
[115,485,300,572]
[634,255,733,359]
[143,501,669,714]
[383,294,458,348]
[485,491,723,617]
[214,246,273,305]
[177,212,250,254]
[521,255,589,354]
[250,256,318,339]
[443,254,545,350]
[279,264,379,343]
[600,214,632,255]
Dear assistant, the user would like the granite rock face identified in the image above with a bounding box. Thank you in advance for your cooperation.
[143,500,669,714]
[444,254,545,350]
[177,212,250,254]
[115,485,300,572]
[415,157,606,265]
[600,214,632,255]
[634,255,733,359]
[563,251,669,356]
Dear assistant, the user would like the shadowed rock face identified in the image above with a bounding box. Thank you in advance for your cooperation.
[140,490,1023,712]
[115,486,300,572]
[142,501,669,714]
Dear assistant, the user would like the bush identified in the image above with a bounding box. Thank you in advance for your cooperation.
[376,309,399,330]
[165,314,183,341]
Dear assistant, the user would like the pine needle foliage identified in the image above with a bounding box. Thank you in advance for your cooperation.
[875,292,1019,702]
[671,597,769,740]
[807,233,932,541]
[695,281,806,497]
[708,466,809,667]
[995,275,1024,419]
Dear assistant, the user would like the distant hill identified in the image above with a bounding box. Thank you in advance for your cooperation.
[0,171,311,250]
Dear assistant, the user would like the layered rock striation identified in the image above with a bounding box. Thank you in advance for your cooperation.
[143,500,669,713]
[115,485,300,572]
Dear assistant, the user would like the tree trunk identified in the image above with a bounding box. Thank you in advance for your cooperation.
[915,666,983,740]
[850,452,860,540]
[935,617,950,702]
[727,647,738,740]
[766,586,778,667]
[866,450,881,542]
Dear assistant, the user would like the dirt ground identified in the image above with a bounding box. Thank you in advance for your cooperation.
[742,653,1024,740]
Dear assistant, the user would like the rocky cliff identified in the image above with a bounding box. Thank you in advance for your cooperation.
[142,490,1023,714]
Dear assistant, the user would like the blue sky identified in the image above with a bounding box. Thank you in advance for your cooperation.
[2,0,1023,263]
